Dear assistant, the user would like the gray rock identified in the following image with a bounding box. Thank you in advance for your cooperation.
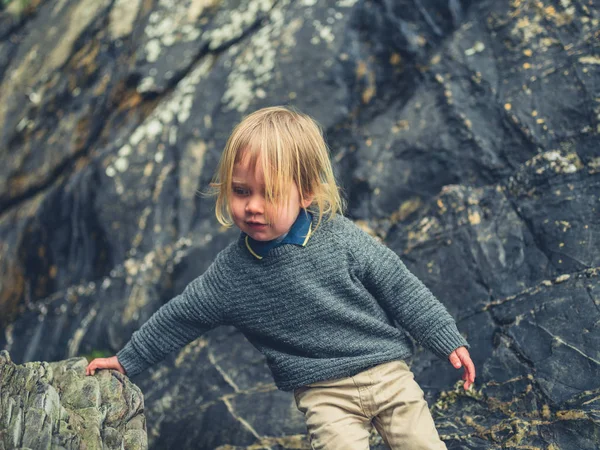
[0,0,599,448]
[0,350,146,450]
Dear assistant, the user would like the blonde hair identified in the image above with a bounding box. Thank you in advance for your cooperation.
[207,105,345,231]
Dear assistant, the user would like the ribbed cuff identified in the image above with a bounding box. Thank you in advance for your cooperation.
[423,321,470,361]
[116,340,150,378]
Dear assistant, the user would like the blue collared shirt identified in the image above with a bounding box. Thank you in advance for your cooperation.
[243,209,313,259]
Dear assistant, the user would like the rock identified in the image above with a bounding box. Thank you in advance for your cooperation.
[0,350,147,450]
[0,0,599,448]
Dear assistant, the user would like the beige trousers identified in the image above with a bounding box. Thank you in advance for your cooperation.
[293,360,447,450]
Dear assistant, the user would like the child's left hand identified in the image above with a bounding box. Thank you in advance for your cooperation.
[448,346,476,391]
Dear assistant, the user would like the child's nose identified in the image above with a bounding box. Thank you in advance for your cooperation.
[245,195,264,214]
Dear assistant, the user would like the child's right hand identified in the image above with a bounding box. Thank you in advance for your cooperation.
[448,346,475,391]
[85,355,126,376]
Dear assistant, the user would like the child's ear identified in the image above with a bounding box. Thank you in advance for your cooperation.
[301,194,314,209]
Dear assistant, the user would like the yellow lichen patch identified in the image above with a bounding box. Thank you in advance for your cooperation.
[404,217,441,253]
[354,220,379,240]
[579,55,600,65]
[152,164,173,203]
[468,209,482,225]
[523,48,533,56]
[356,60,367,79]
[355,60,377,104]
[122,284,150,324]
[93,74,111,97]
[113,84,144,112]
[437,198,447,214]
[281,17,303,49]
[362,86,376,104]
[180,140,207,203]
[389,53,401,65]
[588,157,600,174]
[433,383,483,413]
[555,220,571,232]
[555,273,570,283]
[542,404,551,419]
[464,41,485,56]
[5,0,41,16]
[540,37,558,48]
[143,162,154,177]
[511,6,546,43]
[46,0,111,76]
[505,103,512,111]
[72,39,101,77]
[187,0,219,22]
[527,150,584,174]
[391,197,423,223]
[109,0,143,39]
[463,415,487,434]
[174,338,208,367]
[555,409,588,420]
[391,120,409,134]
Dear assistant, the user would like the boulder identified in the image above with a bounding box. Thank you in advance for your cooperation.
[0,350,146,450]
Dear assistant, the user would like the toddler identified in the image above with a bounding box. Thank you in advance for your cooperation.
[86,106,476,449]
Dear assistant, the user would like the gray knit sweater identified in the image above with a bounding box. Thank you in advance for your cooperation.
[116,213,469,391]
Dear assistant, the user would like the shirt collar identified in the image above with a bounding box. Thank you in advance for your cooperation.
[244,209,313,259]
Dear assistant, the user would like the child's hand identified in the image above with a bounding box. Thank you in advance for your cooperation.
[85,355,126,376]
[448,346,475,391]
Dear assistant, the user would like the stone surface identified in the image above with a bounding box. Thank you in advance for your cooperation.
[0,350,146,450]
[0,0,599,448]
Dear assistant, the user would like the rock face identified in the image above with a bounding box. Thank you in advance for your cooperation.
[0,0,599,449]
[0,350,146,450]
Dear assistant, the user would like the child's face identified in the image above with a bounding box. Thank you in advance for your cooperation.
[230,151,312,241]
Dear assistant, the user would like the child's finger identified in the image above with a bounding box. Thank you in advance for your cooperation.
[448,351,462,369]
[466,360,476,382]
[86,360,99,375]
[459,353,476,382]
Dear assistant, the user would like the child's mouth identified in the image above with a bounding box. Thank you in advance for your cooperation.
[247,222,267,230]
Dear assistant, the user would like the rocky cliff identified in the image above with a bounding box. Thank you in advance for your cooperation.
[0,0,598,448]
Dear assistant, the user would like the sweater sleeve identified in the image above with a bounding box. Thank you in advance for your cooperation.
[344,219,469,361]
[116,251,230,377]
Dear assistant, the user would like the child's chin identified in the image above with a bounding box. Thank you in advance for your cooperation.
[248,232,272,241]
[244,227,271,240]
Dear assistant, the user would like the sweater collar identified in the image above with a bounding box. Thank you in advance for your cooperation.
[243,209,313,260]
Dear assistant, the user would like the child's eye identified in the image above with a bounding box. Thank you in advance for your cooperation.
[233,186,249,196]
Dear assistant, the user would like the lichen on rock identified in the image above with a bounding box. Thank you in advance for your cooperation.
[0,350,147,450]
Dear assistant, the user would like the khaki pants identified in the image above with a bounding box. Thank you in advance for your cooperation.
[293,360,447,450]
